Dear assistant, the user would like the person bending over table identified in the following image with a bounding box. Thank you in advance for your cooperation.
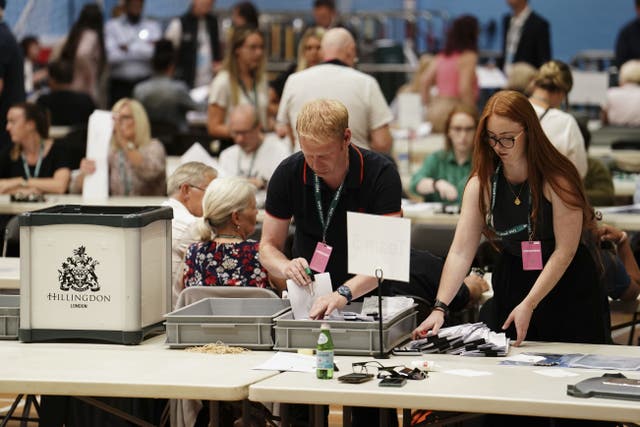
[413,90,610,346]
[413,90,613,427]
[0,102,71,194]
[260,98,402,427]
[70,98,166,195]
[409,104,478,204]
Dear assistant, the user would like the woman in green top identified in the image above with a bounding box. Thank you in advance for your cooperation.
[410,104,478,203]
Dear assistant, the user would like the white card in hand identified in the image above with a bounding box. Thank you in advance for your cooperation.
[286,272,333,320]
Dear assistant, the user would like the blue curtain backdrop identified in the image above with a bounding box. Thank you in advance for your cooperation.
[2,0,634,63]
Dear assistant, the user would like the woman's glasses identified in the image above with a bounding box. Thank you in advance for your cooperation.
[486,130,524,149]
[352,361,427,380]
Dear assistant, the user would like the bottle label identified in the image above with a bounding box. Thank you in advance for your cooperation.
[316,350,334,369]
[318,333,329,345]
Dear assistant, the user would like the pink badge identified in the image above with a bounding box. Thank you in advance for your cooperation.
[310,242,333,273]
[521,241,543,271]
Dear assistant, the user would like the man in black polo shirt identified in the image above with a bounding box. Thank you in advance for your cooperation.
[260,98,402,319]
[261,98,402,427]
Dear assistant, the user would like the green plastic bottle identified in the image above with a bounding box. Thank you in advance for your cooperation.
[316,323,334,379]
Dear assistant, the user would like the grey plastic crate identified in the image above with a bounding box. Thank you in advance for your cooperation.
[273,302,417,356]
[165,298,291,349]
[0,295,19,340]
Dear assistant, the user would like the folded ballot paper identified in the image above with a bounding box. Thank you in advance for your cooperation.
[396,322,510,357]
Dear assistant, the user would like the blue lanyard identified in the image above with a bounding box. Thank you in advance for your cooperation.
[487,163,532,239]
[313,173,345,243]
[21,142,44,180]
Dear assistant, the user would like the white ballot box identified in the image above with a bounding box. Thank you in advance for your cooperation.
[18,205,172,344]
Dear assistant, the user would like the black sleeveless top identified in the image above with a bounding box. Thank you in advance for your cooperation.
[490,169,555,258]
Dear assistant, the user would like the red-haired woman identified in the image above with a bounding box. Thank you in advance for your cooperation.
[414,90,609,348]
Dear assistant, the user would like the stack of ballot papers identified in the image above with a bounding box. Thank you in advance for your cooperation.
[397,322,510,356]
[500,353,640,370]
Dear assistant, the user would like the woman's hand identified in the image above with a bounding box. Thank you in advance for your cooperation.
[0,177,24,194]
[598,224,626,245]
[79,158,96,176]
[309,291,348,320]
[412,309,445,339]
[502,301,534,346]
[283,257,313,286]
[435,179,459,201]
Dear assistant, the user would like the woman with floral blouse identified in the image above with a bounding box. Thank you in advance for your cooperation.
[182,176,271,289]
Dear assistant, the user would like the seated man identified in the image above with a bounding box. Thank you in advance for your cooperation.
[162,161,217,308]
[219,104,290,191]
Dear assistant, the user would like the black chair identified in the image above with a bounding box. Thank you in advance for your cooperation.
[410,223,456,259]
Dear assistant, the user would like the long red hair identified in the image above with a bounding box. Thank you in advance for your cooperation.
[471,90,596,239]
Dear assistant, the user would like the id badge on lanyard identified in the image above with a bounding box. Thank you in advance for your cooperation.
[521,240,543,271]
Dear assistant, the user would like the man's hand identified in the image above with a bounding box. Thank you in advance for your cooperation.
[283,257,313,286]
[309,292,348,319]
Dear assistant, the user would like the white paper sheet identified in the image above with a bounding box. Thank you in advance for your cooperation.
[443,369,492,377]
[397,93,423,129]
[180,143,221,172]
[83,110,113,201]
[286,272,333,319]
[347,212,410,282]
[533,369,579,378]
[252,352,316,373]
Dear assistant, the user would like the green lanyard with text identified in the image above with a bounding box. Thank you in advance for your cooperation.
[313,173,345,243]
[487,163,532,239]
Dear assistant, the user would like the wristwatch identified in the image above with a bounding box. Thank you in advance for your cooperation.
[336,285,352,304]
[433,299,450,316]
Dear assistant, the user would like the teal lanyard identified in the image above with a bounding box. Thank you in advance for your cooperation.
[237,150,257,178]
[118,150,132,195]
[313,173,345,243]
[239,77,259,112]
[21,142,44,180]
[488,163,532,239]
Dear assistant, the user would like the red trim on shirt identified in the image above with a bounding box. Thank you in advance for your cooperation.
[383,210,403,217]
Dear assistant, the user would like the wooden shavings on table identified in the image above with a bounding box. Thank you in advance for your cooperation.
[185,341,251,354]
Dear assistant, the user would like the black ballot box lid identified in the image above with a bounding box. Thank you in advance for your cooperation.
[19,205,173,228]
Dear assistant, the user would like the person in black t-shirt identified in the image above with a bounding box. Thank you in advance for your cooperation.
[0,102,71,194]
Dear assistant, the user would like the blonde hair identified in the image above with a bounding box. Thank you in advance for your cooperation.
[196,177,257,241]
[110,98,151,149]
[296,27,325,72]
[533,60,573,94]
[619,60,640,85]
[506,62,537,95]
[166,161,217,195]
[223,27,266,107]
[296,99,348,143]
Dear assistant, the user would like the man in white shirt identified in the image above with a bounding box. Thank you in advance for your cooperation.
[104,0,162,106]
[219,104,290,191]
[276,28,393,153]
[163,161,217,307]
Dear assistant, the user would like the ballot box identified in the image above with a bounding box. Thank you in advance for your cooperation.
[18,205,172,344]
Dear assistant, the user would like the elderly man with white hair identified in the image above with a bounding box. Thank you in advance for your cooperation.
[276,27,393,153]
[163,161,217,307]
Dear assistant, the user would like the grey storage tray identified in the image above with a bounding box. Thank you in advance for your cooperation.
[165,298,291,349]
[274,302,417,356]
[0,295,19,340]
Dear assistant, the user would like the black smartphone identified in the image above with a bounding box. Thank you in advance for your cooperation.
[338,373,374,384]
[379,377,407,387]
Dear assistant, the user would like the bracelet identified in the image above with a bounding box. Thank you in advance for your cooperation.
[618,231,628,245]
[433,299,450,316]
